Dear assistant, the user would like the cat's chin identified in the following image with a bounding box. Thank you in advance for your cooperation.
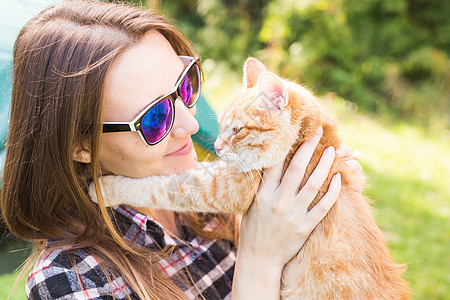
[222,157,282,173]
[218,154,260,173]
[218,148,286,172]
[233,164,259,173]
[219,159,257,173]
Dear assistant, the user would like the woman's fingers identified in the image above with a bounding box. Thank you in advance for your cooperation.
[345,159,363,173]
[295,145,336,210]
[305,173,341,228]
[242,125,345,268]
[337,143,361,160]
[280,126,323,194]
[259,161,284,195]
[337,143,363,173]
[336,143,353,158]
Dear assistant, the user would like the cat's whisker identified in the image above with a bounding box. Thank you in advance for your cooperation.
[233,156,259,187]
[201,115,219,122]
[222,153,251,186]
[231,154,259,189]
[234,153,277,187]
[197,111,219,120]
[234,154,262,181]
[259,168,275,187]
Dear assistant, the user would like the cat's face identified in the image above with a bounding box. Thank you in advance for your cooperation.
[214,58,299,172]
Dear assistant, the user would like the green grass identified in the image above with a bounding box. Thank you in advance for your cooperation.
[1,64,448,299]
[0,272,26,300]
[331,99,450,299]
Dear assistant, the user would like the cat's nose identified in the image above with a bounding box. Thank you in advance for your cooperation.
[214,145,222,155]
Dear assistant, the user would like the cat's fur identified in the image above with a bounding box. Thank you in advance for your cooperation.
[90,58,409,299]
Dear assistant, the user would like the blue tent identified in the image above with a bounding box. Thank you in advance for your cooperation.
[0,0,219,177]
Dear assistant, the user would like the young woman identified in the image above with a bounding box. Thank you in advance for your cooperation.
[1,1,356,299]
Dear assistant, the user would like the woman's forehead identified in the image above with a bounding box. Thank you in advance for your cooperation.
[102,31,184,122]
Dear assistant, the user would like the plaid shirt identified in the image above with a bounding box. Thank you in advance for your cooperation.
[26,205,236,299]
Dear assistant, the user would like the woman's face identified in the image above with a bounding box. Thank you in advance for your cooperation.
[99,31,199,178]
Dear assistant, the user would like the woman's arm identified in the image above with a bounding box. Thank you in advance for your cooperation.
[232,127,342,299]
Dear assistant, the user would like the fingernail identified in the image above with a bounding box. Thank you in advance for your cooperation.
[344,160,362,171]
[325,146,335,156]
[314,126,323,136]
[333,173,341,183]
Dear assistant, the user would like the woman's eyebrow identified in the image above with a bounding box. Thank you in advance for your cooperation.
[151,60,186,101]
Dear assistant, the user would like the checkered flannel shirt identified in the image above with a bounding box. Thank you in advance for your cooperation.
[26,205,236,299]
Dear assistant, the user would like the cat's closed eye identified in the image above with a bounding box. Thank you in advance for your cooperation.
[232,127,243,135]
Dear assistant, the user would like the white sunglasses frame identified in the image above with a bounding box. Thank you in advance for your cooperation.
[102,56,201,146]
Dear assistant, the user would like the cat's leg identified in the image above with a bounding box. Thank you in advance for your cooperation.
[280,186,408,300]
[89,161,260,214]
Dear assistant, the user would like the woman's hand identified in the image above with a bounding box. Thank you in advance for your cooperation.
[238,126,341,266]
[232,126,342,299]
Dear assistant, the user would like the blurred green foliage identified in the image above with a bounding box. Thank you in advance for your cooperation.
[155,0,449,130]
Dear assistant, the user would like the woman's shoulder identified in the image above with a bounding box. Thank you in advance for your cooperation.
[26,246,128,299]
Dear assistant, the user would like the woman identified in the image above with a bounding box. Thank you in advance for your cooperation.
[1,0,354,299]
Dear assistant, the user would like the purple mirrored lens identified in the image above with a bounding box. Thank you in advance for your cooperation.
[180,64,200,107]
[141,98,173,144]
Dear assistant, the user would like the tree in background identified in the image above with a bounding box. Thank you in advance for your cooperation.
[154,0,449,130]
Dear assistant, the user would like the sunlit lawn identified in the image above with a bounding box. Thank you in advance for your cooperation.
[1,62,449,299]
[0,272,26,299]
[331,100,450,299]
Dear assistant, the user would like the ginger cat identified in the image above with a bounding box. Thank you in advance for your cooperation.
[91,58,409,299]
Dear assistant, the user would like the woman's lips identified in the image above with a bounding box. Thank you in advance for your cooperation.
[166,139,194,157]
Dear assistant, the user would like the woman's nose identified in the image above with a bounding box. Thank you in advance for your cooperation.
[170,99,199,138]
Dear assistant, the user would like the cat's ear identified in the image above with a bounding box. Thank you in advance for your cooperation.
[243,57,267,89]
[256,72,289,110]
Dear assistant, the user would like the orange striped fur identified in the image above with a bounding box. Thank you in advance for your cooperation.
[90,58,409,299]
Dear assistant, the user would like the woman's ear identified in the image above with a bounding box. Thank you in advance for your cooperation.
[73,140,92,163]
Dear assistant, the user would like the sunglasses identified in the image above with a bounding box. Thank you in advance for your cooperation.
[102,56,201,146]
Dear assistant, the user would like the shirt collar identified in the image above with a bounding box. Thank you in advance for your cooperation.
[113,205,178,247]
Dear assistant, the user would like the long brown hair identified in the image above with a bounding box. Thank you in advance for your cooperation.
[1,1,236,299]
